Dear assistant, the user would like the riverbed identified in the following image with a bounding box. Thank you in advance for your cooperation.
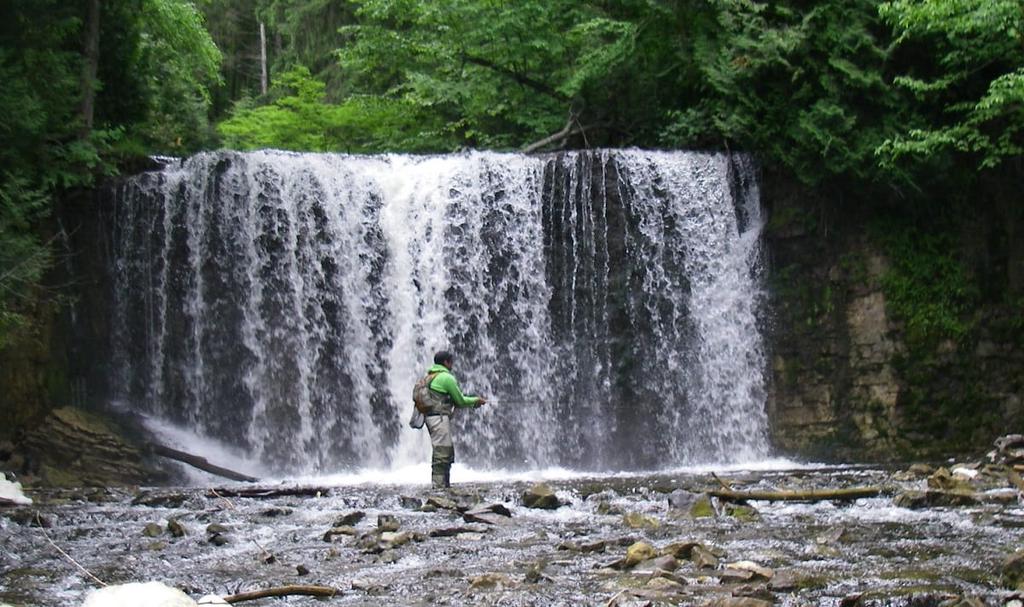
[2,463,1022,606]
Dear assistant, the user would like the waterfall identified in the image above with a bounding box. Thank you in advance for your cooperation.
[109,149,770,474]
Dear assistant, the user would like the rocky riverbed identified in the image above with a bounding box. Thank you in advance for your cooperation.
[2,461,1024,607]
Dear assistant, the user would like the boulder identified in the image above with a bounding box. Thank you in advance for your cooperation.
[167,518,186,537]
[323,526,357,542]
[624,541,658,568]
[1004,551,1024,590]
[894,490,979,509]
[143,523,163,537]
[463,503,513,525]
[21,407,166,487]
[726,560,773,581]
[399,496,422,509]
[623,511,660,529]
[661,541,701,559]
[522,483,562,509]
[633,555,679,573]
[928,468,972,492]
[377,514,400,532]
[691,544,719,569]
[333,511,365,527]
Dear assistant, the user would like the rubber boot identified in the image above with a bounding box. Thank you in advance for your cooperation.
[431,462,447,489]
[431,445,455,489]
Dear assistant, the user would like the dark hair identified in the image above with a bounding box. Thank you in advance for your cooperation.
[433,350,454,366]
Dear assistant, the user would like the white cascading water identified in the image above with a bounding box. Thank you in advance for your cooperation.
[109,149,770,474]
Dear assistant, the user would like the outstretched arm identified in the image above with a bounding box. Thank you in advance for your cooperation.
[435,373,484,408]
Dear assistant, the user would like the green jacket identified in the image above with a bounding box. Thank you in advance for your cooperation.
[427,363,482,409]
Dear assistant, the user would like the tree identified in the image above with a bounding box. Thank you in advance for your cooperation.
[0,0,221,348]
[877,0,1024,171]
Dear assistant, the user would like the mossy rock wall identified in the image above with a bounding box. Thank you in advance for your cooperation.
[764,169,1024,461]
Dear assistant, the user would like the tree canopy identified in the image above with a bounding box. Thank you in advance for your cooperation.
[2,0,1023,347]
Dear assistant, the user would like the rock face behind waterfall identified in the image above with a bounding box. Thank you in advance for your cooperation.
[102,150,771,474]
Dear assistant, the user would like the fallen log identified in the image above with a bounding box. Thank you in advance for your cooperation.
[205,486,328,499]
[709,486,882,502]
[223,584,339,603]
[151,444,258,483]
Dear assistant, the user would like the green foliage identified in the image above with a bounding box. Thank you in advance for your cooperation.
[663,0,900,184]
[133,0,223,152]
[876,225,978,346]
[877,0,1024,170]
[217,66,446,152]
[0,0,221,348]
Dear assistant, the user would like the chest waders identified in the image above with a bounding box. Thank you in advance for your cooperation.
[425,385,456,489]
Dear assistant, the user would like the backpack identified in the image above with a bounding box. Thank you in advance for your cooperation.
[412,372,442,414]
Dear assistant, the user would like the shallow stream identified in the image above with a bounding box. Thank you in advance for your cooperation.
[2,464,1022,606]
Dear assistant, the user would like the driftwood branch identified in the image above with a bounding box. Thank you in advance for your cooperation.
[151,444,258,483]
[223,584,339,603]
[205,486,327,499]
[709,486,882,502]
[38,514,107,588]
[522,117,591,154]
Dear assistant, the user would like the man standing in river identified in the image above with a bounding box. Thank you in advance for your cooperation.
[420,350,486,489]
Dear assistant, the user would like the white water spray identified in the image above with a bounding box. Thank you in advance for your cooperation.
[110,149,770,474]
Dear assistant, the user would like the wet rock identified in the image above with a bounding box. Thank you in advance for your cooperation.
[426,495,459,511]
[323,526,357,542]
[469,573,514,591]
[667,489,702,512]
[767,570,801,592]
[692,544,719,569]
[167,518,186,537]
[646,576,685,590]
[260,507,292,517]
[296,564,310,575]
[839,593,863,607]
[815,527,845,544]
[378,550,399,564]
[429,525,488,537]
[463,503,513,525]
[928,468,972,492]
[596,501,623,515]
[623,511,660,529]
[146,540,167,551]
[143,522,163,537]
[380,531,413,549]
[726,560,774,581]
[205,523,229,534]
[524,560,550,584]
[718,568,756,583]
[707,598,773,607]
[208,533,229,546]
[995,435,1024,465]
[1003,551,1024,590]
[662,541,701,559]
[399,496,422,509]
[377,514,400,532]
[690,494,716,518]
[732,584,774,601]
[894,490,979,508]
[133,492,189,508]
[334,511,365,527]
[522,483,562,509]
[725,503,759,521]
[351,578,386,594]
[633,555,679,573]
[624,541,658,568]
